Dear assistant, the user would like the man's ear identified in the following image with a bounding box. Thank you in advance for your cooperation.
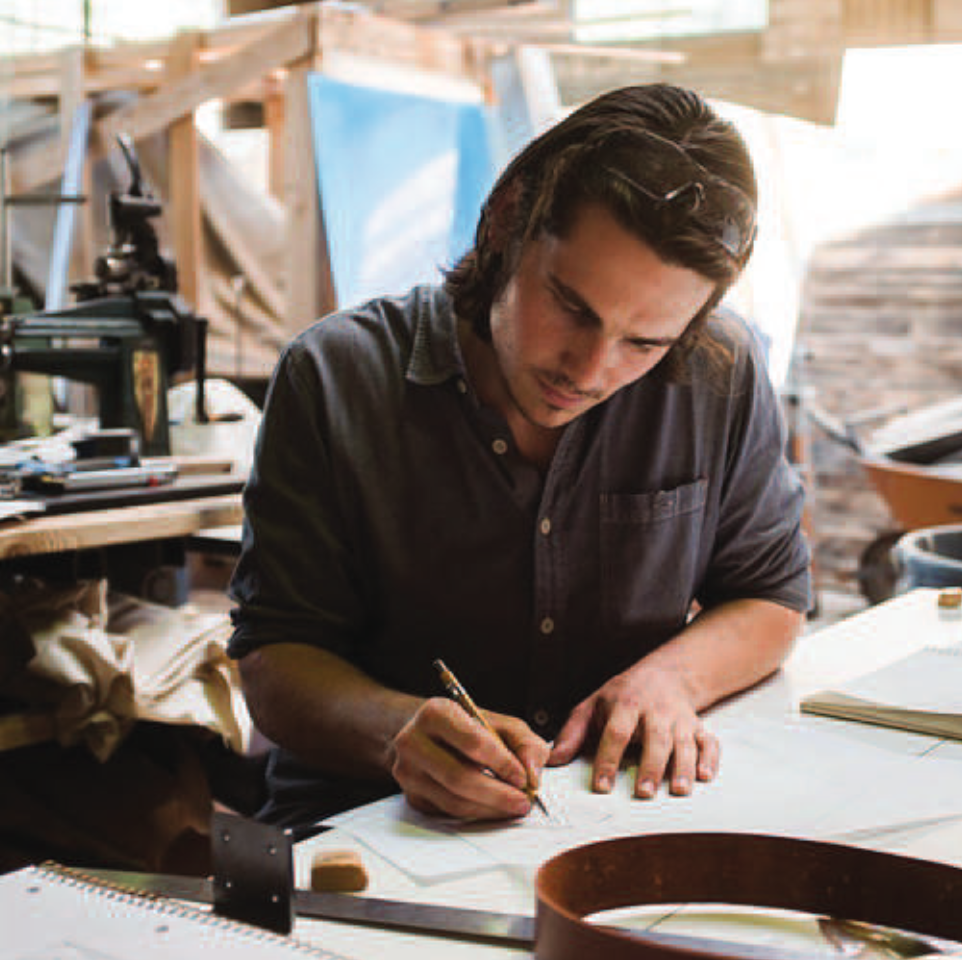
[485,178,524,253]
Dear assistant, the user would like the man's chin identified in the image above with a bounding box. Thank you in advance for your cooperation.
[527,403,585,430]
[510,384,589,430]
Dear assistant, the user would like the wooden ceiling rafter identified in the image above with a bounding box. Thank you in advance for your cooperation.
[3,3,491,380]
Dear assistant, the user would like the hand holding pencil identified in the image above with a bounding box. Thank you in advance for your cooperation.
[387,659,551,821]
[433,659,551,818]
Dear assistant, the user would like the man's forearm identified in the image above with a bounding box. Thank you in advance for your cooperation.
[238,643,424,781]
[642,598,803,711]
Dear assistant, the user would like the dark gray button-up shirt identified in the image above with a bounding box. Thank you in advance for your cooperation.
[229,285,810,816]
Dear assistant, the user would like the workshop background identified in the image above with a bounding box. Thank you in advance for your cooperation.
[5,0,962,617]
[3,0,962,872]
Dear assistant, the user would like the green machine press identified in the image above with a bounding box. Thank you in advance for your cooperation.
[0,136,207,457]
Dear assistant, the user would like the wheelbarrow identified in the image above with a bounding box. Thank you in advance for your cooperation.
[806,395,962,602]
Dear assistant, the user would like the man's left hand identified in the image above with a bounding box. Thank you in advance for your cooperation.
[548,661,720,798]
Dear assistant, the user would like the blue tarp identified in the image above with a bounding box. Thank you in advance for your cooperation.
[307,76,496,309]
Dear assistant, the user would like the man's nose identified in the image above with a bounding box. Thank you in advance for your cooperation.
[563,330,615,392]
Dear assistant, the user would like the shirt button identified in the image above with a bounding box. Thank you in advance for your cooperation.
[492,438,508,455]
[540,517,551,536]
[540,617,555,635]
[533,709,550,728]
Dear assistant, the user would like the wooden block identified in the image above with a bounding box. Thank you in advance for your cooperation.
[310,849,369,893]
[938,587,962,610]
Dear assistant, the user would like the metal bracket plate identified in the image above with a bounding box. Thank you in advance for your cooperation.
[211,810,294,934]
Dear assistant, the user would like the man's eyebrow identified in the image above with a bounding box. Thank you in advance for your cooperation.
[549,276,602,324]
[549,275,681,347]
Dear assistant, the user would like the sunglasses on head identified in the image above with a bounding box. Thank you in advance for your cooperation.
[603,129,757,262]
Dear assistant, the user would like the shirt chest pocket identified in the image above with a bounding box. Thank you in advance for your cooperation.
[600,479,709,638]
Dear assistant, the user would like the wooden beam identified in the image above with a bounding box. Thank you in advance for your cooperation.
[425,19,572,42]
[98,15,314,151]
[540,42,685,63]
[9,45,167,99]
[0,13,286,98]
[264,75,286,201]
[0,496,243,560]
[198,10,312,73]
[553,47,843,125]
[167,32,204,310]
[763,0,843,61]
[59,48,95,288]
[9,14,313,194]
[316,6,477,80]
[420,0,562,28]
[282,55,335,334]
[379,0,541,20]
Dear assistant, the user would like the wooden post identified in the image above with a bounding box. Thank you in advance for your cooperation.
[264,73,286,201]
[60,47,95,287]
[282,45,335,336]
[167,31,204,310]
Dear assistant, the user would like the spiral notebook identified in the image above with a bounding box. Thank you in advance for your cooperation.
[800,644,962,741]
[1,861,358,960]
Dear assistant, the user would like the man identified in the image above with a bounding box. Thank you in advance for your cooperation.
[228,83,811,831]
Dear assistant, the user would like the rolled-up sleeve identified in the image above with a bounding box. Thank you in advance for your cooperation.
[228,342,372,661]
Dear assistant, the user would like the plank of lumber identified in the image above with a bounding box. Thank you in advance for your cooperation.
[0,496,243,561]
[317,6,475,78]
[264,79,286,201]
[98,14,314,154]
[10,14,314,194]
[420,0,562,30]
[168,32,204,310]
[379,0,529,18]
[282,58,334,334]
[5,15,294,100]
[169,455,236,475]
[60,49,96,287]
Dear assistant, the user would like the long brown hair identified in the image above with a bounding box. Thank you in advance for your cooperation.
[444,83,757,380]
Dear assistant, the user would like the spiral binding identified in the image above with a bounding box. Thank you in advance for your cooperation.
[34,861,347,959]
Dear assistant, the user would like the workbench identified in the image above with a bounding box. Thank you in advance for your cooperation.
[279,588,962,959]
[0,482,243,733]
[0,458,244,602]
[4,589,962,958]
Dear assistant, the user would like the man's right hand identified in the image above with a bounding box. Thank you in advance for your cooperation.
[389,698,550,820]
[239,644,549,821]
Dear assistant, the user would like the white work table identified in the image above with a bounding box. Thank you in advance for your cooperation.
[288,589,962,960]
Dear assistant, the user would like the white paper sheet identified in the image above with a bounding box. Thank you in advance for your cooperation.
[325,713,962,881]
[810,643,962,714]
